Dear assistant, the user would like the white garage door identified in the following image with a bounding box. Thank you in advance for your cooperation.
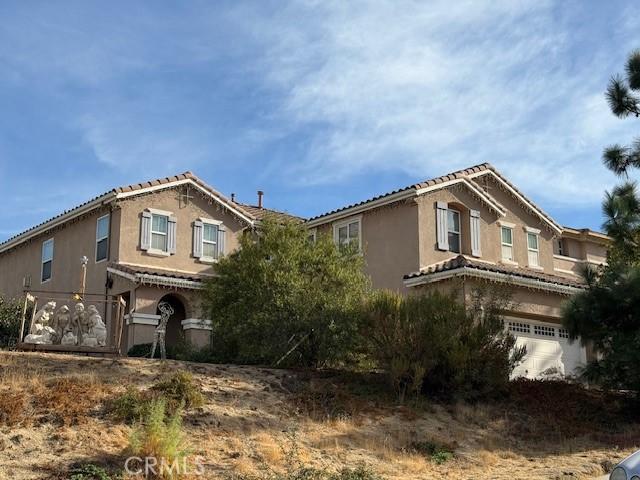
[506,319,586,379]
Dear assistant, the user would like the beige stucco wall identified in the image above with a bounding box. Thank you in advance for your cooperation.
[115,188,248,274]
[0,206,117,301]
[315,199,420,292]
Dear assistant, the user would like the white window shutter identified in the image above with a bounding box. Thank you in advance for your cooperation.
[193,220,203,258]
[218,224,226,257]
[436,201,449,251]
[140,211,152,251]
[470,209,481,257]
[167,216,177,254]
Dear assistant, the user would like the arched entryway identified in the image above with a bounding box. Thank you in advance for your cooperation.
[156,294,186,348]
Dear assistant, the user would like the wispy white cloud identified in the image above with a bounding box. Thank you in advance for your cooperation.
[237,0,637,206]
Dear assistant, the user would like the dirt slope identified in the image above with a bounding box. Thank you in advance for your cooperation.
[0,352,637,480]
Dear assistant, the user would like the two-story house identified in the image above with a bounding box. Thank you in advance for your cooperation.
[307,163,609,378]
[0,172,299,351]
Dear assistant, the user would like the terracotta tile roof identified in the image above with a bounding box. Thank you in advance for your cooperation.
[236,203,305,223]
[0,171,255,252]
[404,255,584,289]
[307,163,493,221]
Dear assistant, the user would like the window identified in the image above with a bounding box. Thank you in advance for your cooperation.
[527,232,539,267]
[447,209,461,253]
[507,321,530,334]
[334,218,361,250]
[557,238,566,256]
[534,325,555,337]
[501,226,513,261]
[96,214,110,262]
[308,229,317,243]
[202,223,219,259]
[151,214,168,252]
[41,239,54,283]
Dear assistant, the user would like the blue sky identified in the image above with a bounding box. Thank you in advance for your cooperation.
[0,0,638,241]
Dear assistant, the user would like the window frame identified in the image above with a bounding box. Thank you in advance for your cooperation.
[200,218,223,262]
[95,214,110,263]
[447,208,461,254]
[500,225,514,262]
[333,216,362,252]
[41,238,54,284]
[150,213,169,253]
[526,228,540,267]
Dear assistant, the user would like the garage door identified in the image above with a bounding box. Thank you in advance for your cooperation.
[506,319,586,379]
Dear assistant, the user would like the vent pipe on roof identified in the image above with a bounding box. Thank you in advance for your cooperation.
[257,190,264,209]
[231,193,236,202]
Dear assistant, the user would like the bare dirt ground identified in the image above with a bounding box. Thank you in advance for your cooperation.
[0,351,638,480]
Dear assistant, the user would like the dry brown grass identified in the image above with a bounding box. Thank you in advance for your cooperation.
[1,351,640,480]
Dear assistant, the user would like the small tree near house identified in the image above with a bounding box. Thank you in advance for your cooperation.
[202,219,370,368]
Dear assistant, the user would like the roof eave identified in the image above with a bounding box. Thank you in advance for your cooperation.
[0,191,118,254]
[403,266,582,295]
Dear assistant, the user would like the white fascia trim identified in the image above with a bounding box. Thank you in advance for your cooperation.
[403,266,582,295]
[181,318,213,331]
[553,254,586,263]
[306,189,416,228]
[467,170,563,235]
[127,313,161,326]
[199,217,223,225]
[416,178,507,216]
[116,179,254,226]
[0,192,117,254]
[107,266,137,282]
[107,266,204,290]
[137,273,203,290]
[146,207,174,217]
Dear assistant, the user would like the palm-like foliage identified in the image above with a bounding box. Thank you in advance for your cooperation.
[603,50,640,176]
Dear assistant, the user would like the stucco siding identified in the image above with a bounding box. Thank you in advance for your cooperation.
[115,188,248,274]
[0,207,114,300]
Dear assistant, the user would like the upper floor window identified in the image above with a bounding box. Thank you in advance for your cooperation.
[41,238,54,283]
[527,231,540,267]
[334,217,361,251]
[501,226,513,261]
[193,219,225,261]
[96,214,110,262]
[557,238,566,256]
[140,209,176,256]
[151,214,168,251]
[447,209,461,253]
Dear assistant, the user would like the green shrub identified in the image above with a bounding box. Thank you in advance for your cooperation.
[150,371,204,412]
[110,373,203,424]
[363,288,524,402]
[68,463,120,480]
[406,441,455,464]
[109,387,151,424]
[202,219,369,368]
[129,398,188,479]
[0,296,22,348]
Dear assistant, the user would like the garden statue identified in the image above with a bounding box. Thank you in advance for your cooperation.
[81,305,107,347]
[72,302,87,345]
[50,305,70,344]
[24,301,57,344]
[61,331,77,346]
[150,301,174,360]
[29,301,56,334]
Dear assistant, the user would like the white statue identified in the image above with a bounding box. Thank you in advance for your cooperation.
[50,305,70,344]
[24,301,57,344]
[72,302,87,345]
[81,305,107,347]
[61,331,77,346]
[150,301,174,360]
[29,301,56,335]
